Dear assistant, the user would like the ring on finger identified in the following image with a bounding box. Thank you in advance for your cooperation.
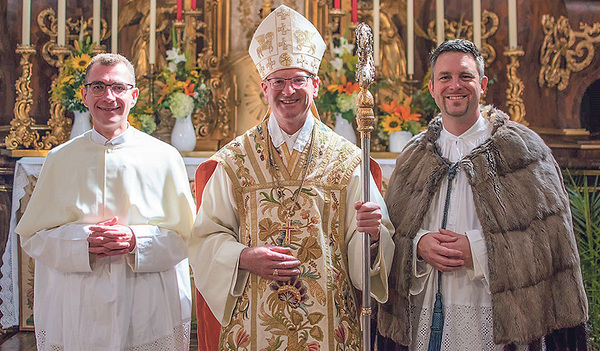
[273,268,279,276]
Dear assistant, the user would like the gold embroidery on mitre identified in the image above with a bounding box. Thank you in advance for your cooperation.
[295,29,317,54]
[255,32,275,59]
[279,53,293,66]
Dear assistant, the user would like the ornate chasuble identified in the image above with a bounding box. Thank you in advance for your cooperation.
[212,119,363,350]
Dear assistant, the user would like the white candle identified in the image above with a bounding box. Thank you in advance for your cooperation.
[57,0,66,46]
[149,0,156,64]
[508,0,517,48]
[374,0,380,66]
[407,0,414,75]
[436,0,444,45]
[22,0,31,46]
[111,0,118,52]
[472,0,481,48]
[93,0,101,44]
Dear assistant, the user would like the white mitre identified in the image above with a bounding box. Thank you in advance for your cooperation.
[249,5,326,79]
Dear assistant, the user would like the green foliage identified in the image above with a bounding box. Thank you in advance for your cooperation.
[565,171,600,350]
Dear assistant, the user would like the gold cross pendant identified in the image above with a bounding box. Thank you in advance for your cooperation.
[281,219,297,246]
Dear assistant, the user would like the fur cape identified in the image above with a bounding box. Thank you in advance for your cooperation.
[377,106,588,346]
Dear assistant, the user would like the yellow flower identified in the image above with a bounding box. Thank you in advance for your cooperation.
[59,74,74,85]
[127,114,142,130]
[380,114,403,134]
[71,53,92,71]
[74,86,84,102]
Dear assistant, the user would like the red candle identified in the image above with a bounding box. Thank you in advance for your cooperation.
[334,0,341,10]
[177,0,183,20]
[352,0,358,22]
[191,0,196,10]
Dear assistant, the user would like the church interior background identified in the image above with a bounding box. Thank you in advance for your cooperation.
[0,0,599,348]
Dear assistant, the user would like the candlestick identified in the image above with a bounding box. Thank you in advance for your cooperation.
[57,0,66,46]
[508,0,517,48]
[352,0,357,22]
[473,0,481,48]
[407,0,414,75]
[374,0,380,66]
[111,0,118,52]
[22,0,31,46]
[191,0,197,10]
[149,0,156,64]
[93,0,101,44]
[436,0,444,45]
[177,0,183,21]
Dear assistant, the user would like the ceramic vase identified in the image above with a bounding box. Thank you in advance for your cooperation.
[333,112,357,144]
[171,114,197,152]
[70,110,92,139]
[389,130,412,153]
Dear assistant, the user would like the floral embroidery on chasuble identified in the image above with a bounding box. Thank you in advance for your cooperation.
[213,120,363,350]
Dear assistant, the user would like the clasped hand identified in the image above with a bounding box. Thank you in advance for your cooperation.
[417,228,473,272]
[87,217,136,258]
[354,201,382,244]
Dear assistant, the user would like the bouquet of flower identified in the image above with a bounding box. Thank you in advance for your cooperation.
[378,96,423,137]
[128,104,157,135]
[316,35,360,123]
[156,47,211,119]
[50,37,95,112]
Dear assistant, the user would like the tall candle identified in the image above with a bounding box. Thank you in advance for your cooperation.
[407,0,414,75]
[57,0,66,46]
[93,0,101,44]
[149,0,156,64]
[176,0,183,20]
[334,0,341,10]
[22,0,31,46]
[472,0,481,48]
[508,0,517,48]
[111,0,118,52]
[351,0,357,23]
[436,0,444,45]
[374,0,380,66]
[191,0,197,10]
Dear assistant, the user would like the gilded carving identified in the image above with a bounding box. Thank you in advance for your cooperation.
[504,48,527,125]
[427,10,498,65]
[539,15,600,91]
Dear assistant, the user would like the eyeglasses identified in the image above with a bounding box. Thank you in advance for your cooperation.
[264,75,314,90]
[84,81,135,97]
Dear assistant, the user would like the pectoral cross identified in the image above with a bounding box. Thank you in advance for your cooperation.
[281,219,297,246]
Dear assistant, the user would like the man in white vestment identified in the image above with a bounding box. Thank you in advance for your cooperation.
[186,5,395,350]
[377,39,588,350]
[15,54,195,351]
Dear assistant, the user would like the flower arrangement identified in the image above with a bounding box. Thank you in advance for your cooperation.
[128,105,157,135]
[378,96,422,136]
[316,35,360,123]
[156,47,211,119]
[50,38,95,112]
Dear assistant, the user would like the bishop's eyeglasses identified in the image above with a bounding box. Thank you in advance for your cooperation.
[85,81,135,97]
[264,75,314,90]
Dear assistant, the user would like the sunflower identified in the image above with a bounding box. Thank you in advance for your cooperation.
[70,53,92,71]
[380,114,403,134]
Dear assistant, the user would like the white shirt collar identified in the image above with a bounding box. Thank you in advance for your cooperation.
[439,115,492,162]
[90,124,133,146]
[268,113,315,152]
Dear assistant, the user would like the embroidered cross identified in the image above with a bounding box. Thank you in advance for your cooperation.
[297,54,308,67]
[278,37,291,51]
[281,219,297,246]
[277,8,290,21]
[279,53,293,66]
[266,57,276,70]
[277,23,290,37]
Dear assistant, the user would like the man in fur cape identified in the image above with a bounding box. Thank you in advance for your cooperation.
[377,39,588,350]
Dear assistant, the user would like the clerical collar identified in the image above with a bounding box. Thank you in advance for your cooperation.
[268,113,314,152]
[90,124,133,146]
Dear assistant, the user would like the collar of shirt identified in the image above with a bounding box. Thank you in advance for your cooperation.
[267,113,314,153]
[90,124,133,146]
[438,115,492,162]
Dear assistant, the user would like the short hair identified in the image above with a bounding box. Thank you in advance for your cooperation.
[85,53,136,85]
[429,39,485,82]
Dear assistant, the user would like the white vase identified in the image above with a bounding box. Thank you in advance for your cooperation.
[389,130,413,153]
[171,114,197,152]
[70,110,92,139]
[333,112,357,144]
